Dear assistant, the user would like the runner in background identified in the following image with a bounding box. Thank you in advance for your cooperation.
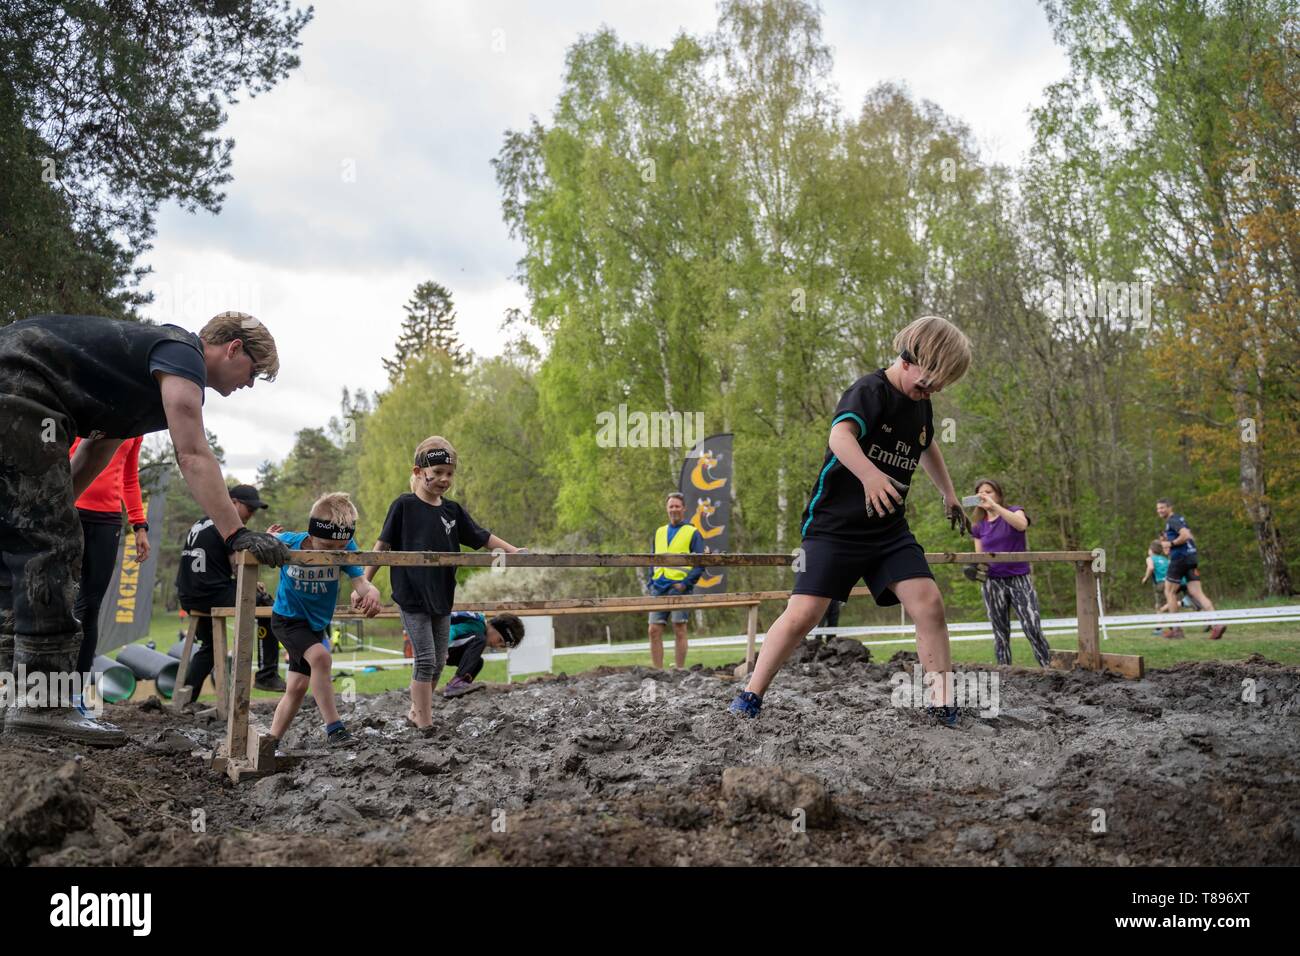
[1156,498,1226,640]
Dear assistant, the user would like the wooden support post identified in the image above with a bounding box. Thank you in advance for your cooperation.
[222,552,259,778]
[1075,561,1102,670]
[212,614,230,719]
[169,615,199,712]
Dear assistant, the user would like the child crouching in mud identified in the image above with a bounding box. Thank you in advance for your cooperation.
[729,315,973,726]
[268,493,381,747]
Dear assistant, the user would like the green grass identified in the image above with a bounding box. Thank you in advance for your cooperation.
[126,605,1300,703]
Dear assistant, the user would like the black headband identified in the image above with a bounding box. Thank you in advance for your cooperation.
[418,448,453,468]
[308,517,355,541]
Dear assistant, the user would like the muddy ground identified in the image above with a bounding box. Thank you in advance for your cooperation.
[3,638,1298,866]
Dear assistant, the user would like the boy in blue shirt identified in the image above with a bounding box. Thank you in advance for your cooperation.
[268,493,381,746]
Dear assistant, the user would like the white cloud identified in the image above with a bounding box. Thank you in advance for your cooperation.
[141,0,1066,483]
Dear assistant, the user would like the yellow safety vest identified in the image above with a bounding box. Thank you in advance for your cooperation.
[652,523,697,582]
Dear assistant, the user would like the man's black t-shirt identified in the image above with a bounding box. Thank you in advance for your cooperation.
[379,493,491,616]
[800,368,933,543]
[176,516,234,605]
[0,315,204,438]
[149,339,207,393]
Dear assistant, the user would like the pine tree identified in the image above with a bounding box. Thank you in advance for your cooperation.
[382,281,469,381]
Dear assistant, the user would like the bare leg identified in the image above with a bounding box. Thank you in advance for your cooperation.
[672,621,688,669]
[1185,580,1215,612]
[744,595,831,697]
[1163,580,1180,614]
[303,643,340,726]
[270,671,309,738]
[409,679,433,728]
[648,622,665,669]
[893,577,953,707]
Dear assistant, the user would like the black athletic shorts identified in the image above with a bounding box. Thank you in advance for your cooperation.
[1167,556,1200,582]
[793,533,933,607]
[271,612,327,676]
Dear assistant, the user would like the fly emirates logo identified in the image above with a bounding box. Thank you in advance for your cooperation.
[867,439,919,472]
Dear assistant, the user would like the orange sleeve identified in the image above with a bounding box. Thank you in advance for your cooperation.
[122,437,146,525]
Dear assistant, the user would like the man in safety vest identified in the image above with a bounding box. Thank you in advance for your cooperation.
[645,492,705,669]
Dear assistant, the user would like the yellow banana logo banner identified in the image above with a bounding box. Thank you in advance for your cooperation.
[678,433,733,592]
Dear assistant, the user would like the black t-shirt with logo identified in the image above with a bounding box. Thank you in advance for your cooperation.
[378,493,491,616]
[799,368,933,544]
[176,516,234,605]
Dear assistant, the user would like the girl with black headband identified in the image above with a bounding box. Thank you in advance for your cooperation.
[363,436,527,732]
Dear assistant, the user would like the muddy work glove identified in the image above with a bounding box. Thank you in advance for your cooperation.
[225,528,291,566]
[946,503,972,537]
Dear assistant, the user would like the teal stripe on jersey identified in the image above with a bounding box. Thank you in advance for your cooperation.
[801,455,839,537]
[831,411,867,435]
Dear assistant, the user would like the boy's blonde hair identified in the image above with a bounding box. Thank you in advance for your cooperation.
[310,492,358,527]
[892,315,971,389]
[200,311,280,381]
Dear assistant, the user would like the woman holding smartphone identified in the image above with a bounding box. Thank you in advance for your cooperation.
[967,478,1052,667]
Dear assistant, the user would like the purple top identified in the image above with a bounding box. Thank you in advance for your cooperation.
[970,506,1031,578]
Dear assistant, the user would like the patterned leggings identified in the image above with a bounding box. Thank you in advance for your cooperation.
[980,574,1052,667]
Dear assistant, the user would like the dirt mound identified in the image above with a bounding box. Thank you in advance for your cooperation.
[2,638,1298,866]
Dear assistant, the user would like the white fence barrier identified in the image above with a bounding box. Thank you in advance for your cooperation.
[325,604,1300,674]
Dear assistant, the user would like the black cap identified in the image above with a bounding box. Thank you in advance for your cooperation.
[230,484,268,510]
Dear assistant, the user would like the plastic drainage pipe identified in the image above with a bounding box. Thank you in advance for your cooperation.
[91,655,137,703]
[115,645,179,699]
[167,641,186,660]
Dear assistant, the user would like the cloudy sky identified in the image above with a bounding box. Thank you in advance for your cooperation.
[138,0,1068,481]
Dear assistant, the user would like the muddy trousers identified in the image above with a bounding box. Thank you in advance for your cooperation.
[0,388,86,709]
[399,609,449,685]
[980,573,1052,667]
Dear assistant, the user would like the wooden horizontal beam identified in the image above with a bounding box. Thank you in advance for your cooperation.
[204,589,783,620]
[204,599,759,619]
[927,550,1096,564]
[289,551,794,568]
[275,549,1098,568]
[1049,649,1145,680]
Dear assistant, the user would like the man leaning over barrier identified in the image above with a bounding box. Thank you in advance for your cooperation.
[0,312,290,746]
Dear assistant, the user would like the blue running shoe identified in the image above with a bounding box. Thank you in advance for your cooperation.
[926,704,960,728]
[728,690,763,718]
